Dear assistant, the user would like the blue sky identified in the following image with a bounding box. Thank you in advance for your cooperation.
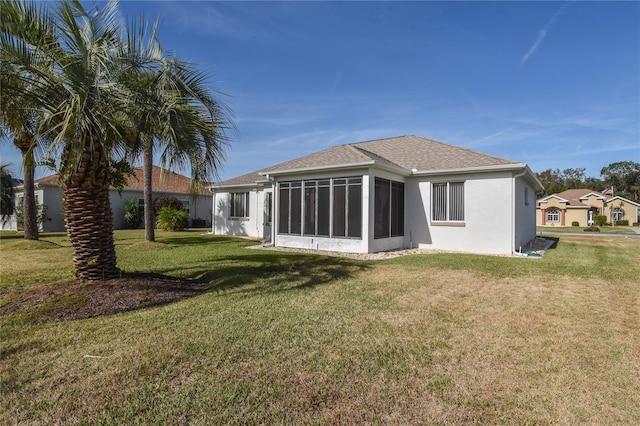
[1,0,639,183]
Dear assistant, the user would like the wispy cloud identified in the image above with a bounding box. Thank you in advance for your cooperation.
[520,1,573,67]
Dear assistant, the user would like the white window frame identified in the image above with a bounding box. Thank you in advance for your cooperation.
[547,209,559,223]
[612,208,624,221]
[431,181,465,223]
[230,192,250,218]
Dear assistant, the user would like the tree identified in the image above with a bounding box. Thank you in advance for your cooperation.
[2,0,147,279]
[1,0,233,279]
[0,55,42,240]
[600,161,640,201]
[122,53,233,242]
[536,169,567,196]
[0,164,15,224]
[562,167,586,190]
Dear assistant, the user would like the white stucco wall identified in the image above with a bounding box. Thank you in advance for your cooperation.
[2,185,211,233]
[112,190,212,230]
[513,176,538,252]
[212,187,270,239]
[406,171,515,255]
[212,168,533,256]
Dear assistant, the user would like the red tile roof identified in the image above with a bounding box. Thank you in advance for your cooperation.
[35,166,208,194]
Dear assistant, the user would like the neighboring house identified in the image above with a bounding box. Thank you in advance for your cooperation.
[537,189,640,227]
[2,166,212,232]
[209,135,543,255]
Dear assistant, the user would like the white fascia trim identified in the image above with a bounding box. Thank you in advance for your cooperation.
[579,192,606,201]
[208,182,264,191]
[538,195,569,203]
[258,160,410,177]
[412,162,527,177]
[605,196,640,206]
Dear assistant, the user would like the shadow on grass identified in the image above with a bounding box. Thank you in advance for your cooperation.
[154,251,371,295]
[158,235,257,248]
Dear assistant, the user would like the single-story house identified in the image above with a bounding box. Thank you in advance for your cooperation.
[209,135,543,255]
[537,189,640,227]
[2,165,213,232]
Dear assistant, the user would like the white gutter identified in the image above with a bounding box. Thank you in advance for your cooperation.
[412,163,528,176]
[258,160,410,177]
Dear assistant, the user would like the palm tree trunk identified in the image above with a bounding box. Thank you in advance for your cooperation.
[143,140,155,241]
[62,137,119,280]
[15,135,39,240]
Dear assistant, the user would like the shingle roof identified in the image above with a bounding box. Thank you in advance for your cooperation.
[538,189,605,207]
[215,135,522,187]
[35,166,207,194]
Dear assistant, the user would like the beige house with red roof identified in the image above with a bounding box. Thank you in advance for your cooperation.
[2,166,212,232]
[210,135,543,255]
[537,189,639,227]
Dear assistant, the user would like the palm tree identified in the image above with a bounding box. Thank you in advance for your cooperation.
[2,0,233,279]
[0,61,41,240]
[123,56,233,241]
[2,0,144,279]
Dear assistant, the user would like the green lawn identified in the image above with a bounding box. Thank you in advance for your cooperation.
[2,230,639,424]
[537,225,637,234]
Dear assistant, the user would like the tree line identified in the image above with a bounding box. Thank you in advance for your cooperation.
[536,161,640,201]
[1,0,234,280]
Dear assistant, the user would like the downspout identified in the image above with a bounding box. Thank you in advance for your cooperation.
[512,168,528,255]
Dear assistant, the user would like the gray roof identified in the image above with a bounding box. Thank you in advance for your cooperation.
[214,135,523,187]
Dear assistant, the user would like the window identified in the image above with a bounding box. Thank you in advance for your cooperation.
[547,209,559,222]
[524,187,529,206]
[612,208,624,221]
[374,178,404,239]
[181,200,190,214]
[432,182,464,222]
[230,192,249,218]
[279,177,362,238]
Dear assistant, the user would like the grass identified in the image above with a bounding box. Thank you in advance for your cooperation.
[537,225,637,234]
[1,230,639,424]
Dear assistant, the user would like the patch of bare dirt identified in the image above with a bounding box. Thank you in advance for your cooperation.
[0,273,208,323]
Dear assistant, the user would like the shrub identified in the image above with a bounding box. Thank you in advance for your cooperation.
[154,196,182,215]
[593,215,607,226]
[15,200,48,230]
[633,222,639,227]
[614,220,629,226]
[123,198,143,229]
[156,207,188,231]
[571,221,579,227]
[583,226,600,232]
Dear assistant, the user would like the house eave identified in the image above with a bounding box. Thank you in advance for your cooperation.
[258,160,410,178]
[208,180,271,191]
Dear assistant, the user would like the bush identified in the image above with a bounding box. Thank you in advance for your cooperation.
[15,200,48,230]
[633,222,639,227]
[583,226,600,232]
[123,198,143,229]
[154,196,182,215]
[156,207,188,231]
[571,221,579,227]
[614,220,629,226]
[593,215,607,226]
